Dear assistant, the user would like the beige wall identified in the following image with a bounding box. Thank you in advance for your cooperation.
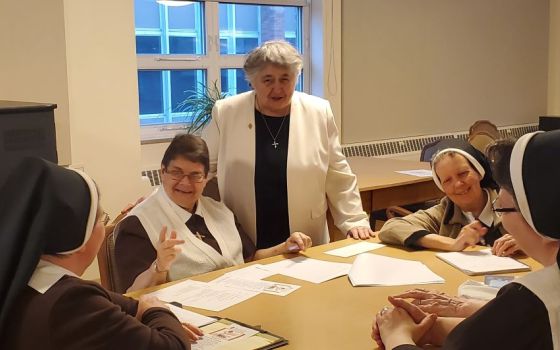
[0,1,72,165]
[341,0,550,143]
[549,0,560,114]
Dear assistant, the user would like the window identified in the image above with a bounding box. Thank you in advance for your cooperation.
[135,0,309,141]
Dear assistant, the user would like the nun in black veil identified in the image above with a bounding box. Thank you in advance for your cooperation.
[373,130,560,350]
[0,157,197,349]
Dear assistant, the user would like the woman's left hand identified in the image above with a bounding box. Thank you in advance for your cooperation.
[347,226,375,240]
[375,302,437,350]
[284,232,312,253]
[182,323,204,342]
[492,234,523,257]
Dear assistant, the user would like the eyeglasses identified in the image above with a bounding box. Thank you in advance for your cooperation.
[491,198,517,216]
[164,169,205,183]
[98,211,110,226]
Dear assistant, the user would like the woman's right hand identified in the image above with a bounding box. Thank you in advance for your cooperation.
[394,288,484,317]
[450,221,487,251]
[156,226,185,272]
[375,297,437,350]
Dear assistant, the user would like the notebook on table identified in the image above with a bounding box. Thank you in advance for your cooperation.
[436,249,530,276]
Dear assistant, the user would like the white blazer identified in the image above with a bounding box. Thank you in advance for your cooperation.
[203,90,369,246]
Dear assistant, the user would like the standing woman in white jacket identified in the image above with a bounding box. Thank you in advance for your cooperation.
[203,40,372,249]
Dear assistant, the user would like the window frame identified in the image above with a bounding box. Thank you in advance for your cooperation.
[137,0,310,142]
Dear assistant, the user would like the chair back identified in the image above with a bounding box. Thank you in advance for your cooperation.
[468,120,500,154]
[97,202,139,292]
[469,120,500,139]
[97,225,120,292]
[420,138,468,162]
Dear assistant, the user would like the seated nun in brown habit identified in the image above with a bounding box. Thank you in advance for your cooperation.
[115,134,312,293]
[0,157,200,349]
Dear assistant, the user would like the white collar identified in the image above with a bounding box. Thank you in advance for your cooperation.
[462,189,494,227]
[28,259,78,294]
[160,186,203,223]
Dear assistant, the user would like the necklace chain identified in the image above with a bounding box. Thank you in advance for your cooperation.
[256,98,289,149]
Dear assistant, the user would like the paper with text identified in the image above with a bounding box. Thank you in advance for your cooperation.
[146,280,259,311]
[223,264,276,280]
[210,275,300,296]
[167,304,216,327]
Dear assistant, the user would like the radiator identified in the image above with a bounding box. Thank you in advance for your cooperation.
[141,122,538,186]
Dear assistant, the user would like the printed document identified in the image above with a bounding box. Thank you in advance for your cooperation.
[146,279,260,311]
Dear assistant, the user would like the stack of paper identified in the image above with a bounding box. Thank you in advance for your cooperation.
[348,253,445,286]
[436,249,531,276]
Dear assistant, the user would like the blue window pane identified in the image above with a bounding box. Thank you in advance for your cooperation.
[138,69,206,125]
[136,36,161,54]
[134,1,204,55]
[219,3,229,29]
[284,7,299,33]
[168,4,197,29]
[134,0,160,29]
[286,37,297,48]
[169,36,196,54]
[219,4,302,55]
[138,71,163,115]
[233,5,258,32]
[220,69,251,95]
[220,38,228,55]
[234,38,258,55]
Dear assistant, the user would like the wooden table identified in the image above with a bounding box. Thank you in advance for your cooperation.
[129,238,540,350]
[348,157,443,213]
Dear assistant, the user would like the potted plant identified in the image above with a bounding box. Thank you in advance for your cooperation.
[175,80,228,134]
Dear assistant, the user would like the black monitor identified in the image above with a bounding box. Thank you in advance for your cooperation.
[0,100,58,188]
[539,116,560,131]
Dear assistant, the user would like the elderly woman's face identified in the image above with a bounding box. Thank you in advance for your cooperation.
[252,64,297,116]
[434,154,484,210]
[161,156,207,212]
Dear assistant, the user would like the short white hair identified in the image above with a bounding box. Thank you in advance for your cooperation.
[243,40,303,83]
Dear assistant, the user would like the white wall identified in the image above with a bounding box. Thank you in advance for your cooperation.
[341,0,550,143]
[0,0,72,165]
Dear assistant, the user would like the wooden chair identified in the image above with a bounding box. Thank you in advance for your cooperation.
[97,201,140,292]
[468,120,500,153]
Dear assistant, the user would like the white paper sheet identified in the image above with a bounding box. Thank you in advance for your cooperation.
[436,249,531,275]
[223,264,276,280]
[167,304,216,327]
[348,253,445,286]
[210,275,300,296]
[395,169,433,177]
[324,242,385,257]
[146,280,260,311]
[260,257,352,284]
